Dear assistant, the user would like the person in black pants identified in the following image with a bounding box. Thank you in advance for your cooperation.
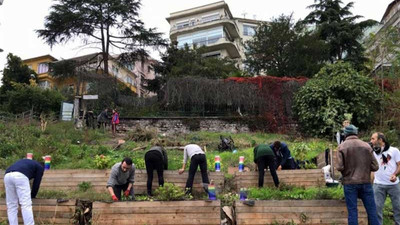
[145,144,168,196]
[254,144,279,187]
[178,144,209,195]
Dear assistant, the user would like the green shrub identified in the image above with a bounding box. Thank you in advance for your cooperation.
[154,183,189,201]
[78,181,93,192]
[94,154,110,169]
[293,62,380,137]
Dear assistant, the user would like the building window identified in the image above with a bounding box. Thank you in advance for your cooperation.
[126,76,134,85]
[201,13,220,23]
[243,25,257,36]
[177,26,223,48]
[38,80,51,89]
[37,63,49,74]
[112,65,119,77]
[176,20,190,29]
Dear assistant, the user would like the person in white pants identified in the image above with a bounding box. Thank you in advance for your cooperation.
[4,159,44,225]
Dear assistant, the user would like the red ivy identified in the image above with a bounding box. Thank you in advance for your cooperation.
[226,76,308,133]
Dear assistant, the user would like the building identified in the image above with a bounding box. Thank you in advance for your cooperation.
[366,0,400,72]
[131,58,158,97]
[166,1,261,68]
[23,54,58,89]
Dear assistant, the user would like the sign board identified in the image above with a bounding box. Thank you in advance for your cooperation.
[60,102,74,121]
[83,95,98,100]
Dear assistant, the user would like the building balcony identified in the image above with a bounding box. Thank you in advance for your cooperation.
[184,37,241,58]
[170,16,240,40]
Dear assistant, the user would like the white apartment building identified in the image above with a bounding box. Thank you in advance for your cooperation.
[166,1,261,67]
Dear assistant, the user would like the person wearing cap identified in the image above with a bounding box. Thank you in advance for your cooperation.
[106,157,135,201]
[253,143,279,187]
[4,159,44,225]
[145,142,168,196]
[370,132,400,225]
[337,125,379,225]
[270,141,297,170]
[178,144,209,195]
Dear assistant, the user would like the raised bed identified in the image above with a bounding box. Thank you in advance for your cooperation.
[234,199,367,225]
[92,200,221,225]
[0,198,76,225]
[234,169,325,190]
[0,169,225,194]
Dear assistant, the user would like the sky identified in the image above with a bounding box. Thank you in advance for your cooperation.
[0,0,393,78]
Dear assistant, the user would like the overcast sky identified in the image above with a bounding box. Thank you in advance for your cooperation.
[0,0,393,76]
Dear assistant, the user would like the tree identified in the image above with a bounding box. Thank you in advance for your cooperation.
[149,43,241,94]
[304,0,377,70]
[245,14,329,77]
[293,62,380,137]
[1,53,36,93]
[36,0,165,100]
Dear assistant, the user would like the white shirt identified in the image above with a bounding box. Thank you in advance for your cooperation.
[183,144,204,164]
[374,146,400,185]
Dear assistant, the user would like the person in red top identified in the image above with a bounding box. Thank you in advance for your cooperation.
[111,109,119,136]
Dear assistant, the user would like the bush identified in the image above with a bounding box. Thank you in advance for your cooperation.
[154,183,189,201]
[293,62,380,137]
[94,154,110,169]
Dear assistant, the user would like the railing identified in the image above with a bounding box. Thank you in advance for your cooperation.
[171,15,234,32]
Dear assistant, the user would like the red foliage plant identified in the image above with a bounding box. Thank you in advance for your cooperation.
[226,76,308,133]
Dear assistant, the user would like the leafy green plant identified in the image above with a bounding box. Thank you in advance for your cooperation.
[78,181,93,192]
[154,183,189,201]
[94,154,110,169]
[293,62,381,137]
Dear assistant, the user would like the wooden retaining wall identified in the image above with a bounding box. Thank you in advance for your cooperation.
[0,169,225,194]
[234,169,325,190]
[0,199,76,225]
[92,200,221,225]
[235,200,367,225]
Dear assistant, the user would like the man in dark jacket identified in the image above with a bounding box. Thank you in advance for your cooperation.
[254,144,279,187]
[337,125,379,225]
[270,141,297,170]
[145,143,168,196]
[4,159,44,225]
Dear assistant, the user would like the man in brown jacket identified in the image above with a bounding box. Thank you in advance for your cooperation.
[337,124,379,225]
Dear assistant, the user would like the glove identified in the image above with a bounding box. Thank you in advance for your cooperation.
[124,189,130,197]
[112,195,118,202]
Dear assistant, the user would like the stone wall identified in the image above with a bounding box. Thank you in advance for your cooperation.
[120,117,250,135]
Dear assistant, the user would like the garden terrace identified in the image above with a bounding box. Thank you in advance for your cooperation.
[92,200,221,225]
[0,169,225,194]
[234,169,325,191]
[234,200,367,225]
[0,199,76,224]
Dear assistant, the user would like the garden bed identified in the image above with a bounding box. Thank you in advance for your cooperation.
[234,199,367,225]
[92,200,221,225]
[234,169,325,190]
[0,198,76,224]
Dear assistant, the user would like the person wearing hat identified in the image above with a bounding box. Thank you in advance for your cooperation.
[370,132,400,225]
[337,125,380,225]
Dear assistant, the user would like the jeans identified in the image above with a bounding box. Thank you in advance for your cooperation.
[185,154,209,194]
[4,172,34,225]
[145,151,165,195]
[257,155,279,187]
[344,183,379,225]
[373,183,400,225]
[112,182,134,200]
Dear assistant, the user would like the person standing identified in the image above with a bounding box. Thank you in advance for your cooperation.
[145,143,168,196]
[111,109,119,136]
[370,132,400,225]
[178,144,209,195]
[4,159,44,225]
[106,157,135,201]
[336,120,351,145]
[253,144,279,187]
[337,125,379,225]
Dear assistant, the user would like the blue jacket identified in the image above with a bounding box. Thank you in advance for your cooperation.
[5,159,44,198]
[270,142,292,167]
